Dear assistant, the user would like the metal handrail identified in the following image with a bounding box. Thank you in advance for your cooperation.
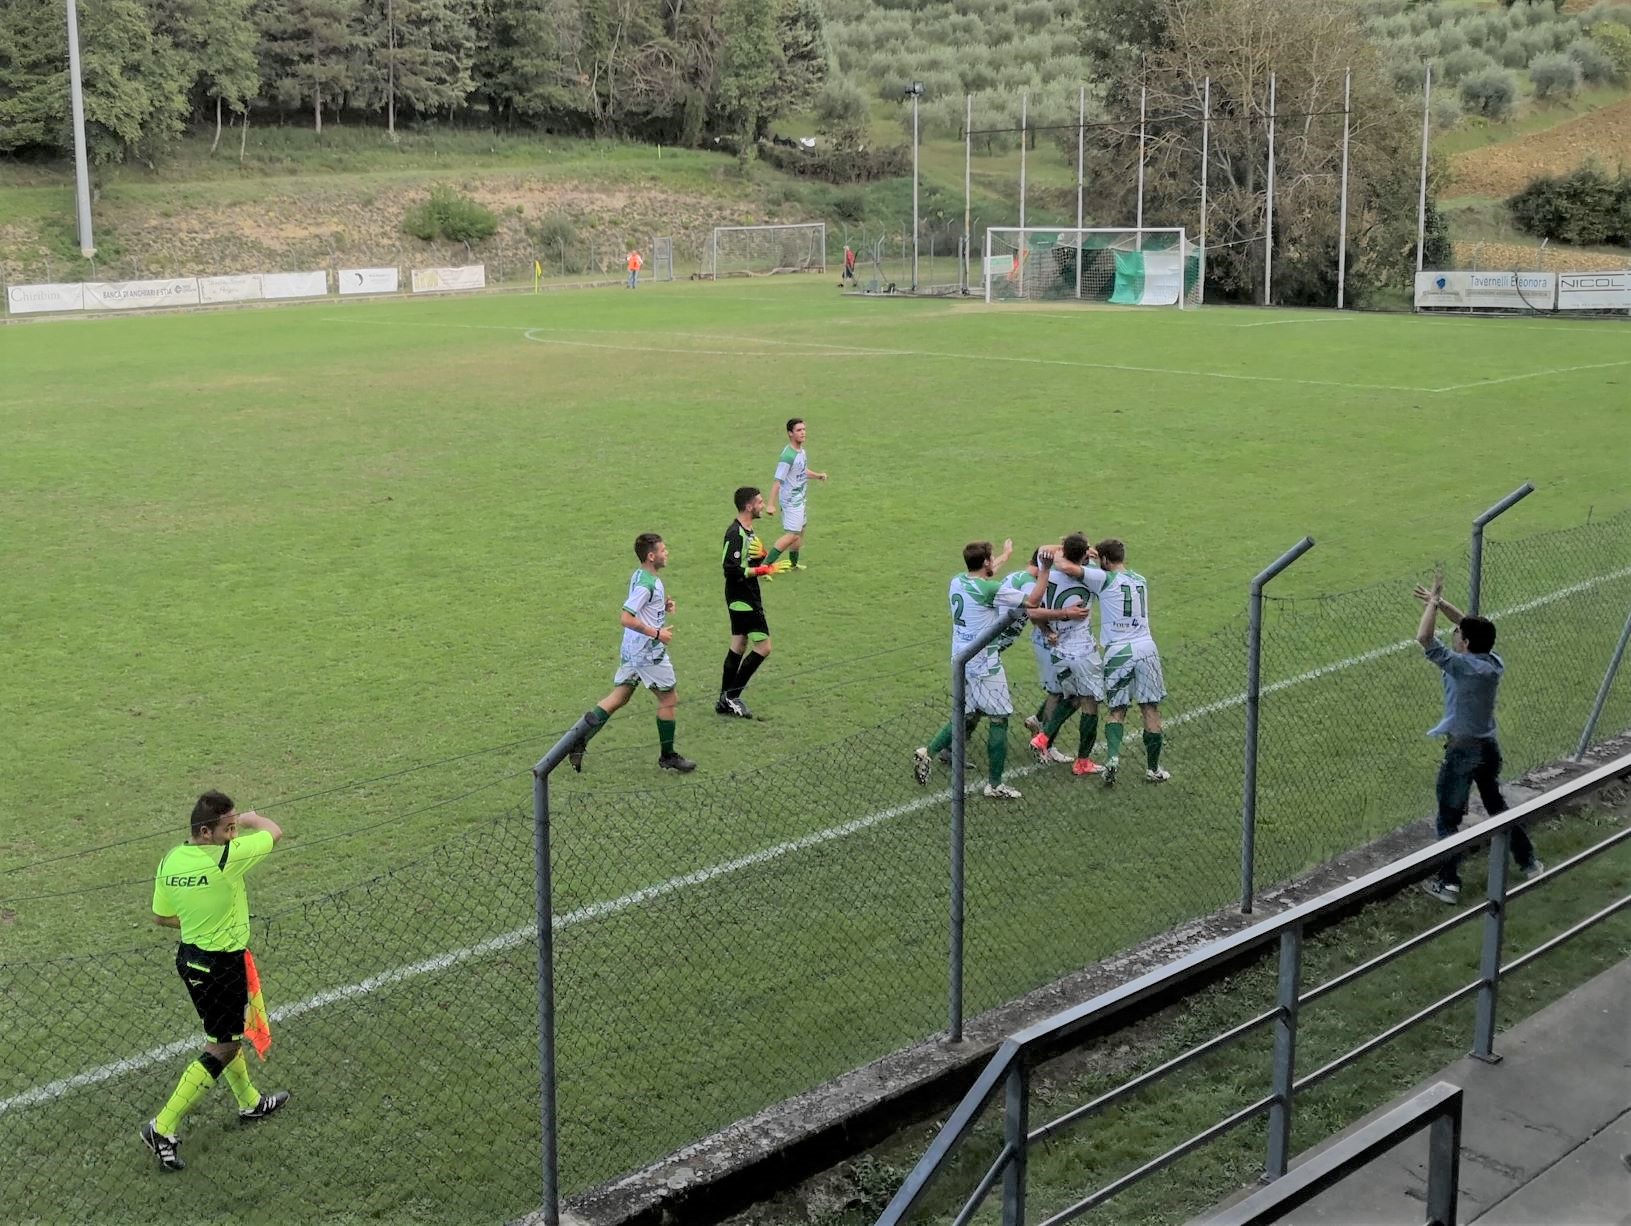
[874,751,1631,1226]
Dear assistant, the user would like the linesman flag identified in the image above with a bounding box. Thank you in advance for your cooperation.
[244,950,272,1060]
[534,260,543,292]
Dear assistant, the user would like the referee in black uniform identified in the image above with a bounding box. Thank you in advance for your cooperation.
[719,486,779,718]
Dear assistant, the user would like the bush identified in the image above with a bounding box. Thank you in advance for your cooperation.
[815,75,870,148]
[1430,89,1464,130]
[402,187,498,244]
[1530,50,1583,96]
[1588,21,1631,77]
[1567,35,1618,81]
[1496,33,1533,66]
[1460,66,1520,117]
[1584,2,1631,30]
[1508,162,1631,244]
[756,140,910,183]
[1441,47,1497,83]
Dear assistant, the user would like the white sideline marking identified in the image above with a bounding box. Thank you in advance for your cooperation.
[6,561,1629,1116]
[1429,360,1631,392]
[520,330,890,360]
[1234,318,1356,329]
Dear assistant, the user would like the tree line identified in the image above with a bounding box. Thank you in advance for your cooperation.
[0,0,831,163]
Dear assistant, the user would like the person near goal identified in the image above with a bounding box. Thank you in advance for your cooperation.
[626,248,643,288]
[143,791,288,1172]
[764,418,827,571]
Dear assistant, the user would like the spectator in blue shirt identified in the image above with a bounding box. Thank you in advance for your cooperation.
[1414,573,1542,904]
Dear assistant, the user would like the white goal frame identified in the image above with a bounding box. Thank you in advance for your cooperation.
[650,235,675,282]
[707,223,827,280]
[983,227,1198,307]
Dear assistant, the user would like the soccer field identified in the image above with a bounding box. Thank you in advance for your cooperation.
[3,282,1630,1221]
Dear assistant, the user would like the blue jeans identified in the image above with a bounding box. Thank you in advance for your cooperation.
[627,269,638,288]
[1434,738,1535,886]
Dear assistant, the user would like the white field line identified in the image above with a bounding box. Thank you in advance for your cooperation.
[7,562,1628,1117]
[1234,318,1357,329]
[1429,360,1631,392]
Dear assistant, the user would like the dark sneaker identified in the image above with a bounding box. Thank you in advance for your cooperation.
[239,1090,289,1123]
[1421,878,1460,905]
[1101,756,1119,788]
[567,737,587,773]
[141,1120,184,1171]
[658,752,696,773]
[1518,859,1545,881]
[728,698,756,720]
[716,696,745,717]
[913,748,931,786]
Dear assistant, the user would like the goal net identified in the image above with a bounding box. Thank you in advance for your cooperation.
[983,228,1202,307]
[707,224,827,279]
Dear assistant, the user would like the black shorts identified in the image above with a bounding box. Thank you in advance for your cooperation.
[728,604,770,640]
[176,944,248,1043]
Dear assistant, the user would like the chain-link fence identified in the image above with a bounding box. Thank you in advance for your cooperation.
[2,504,1627,1223]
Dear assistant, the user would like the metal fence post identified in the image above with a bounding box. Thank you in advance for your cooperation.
[1244,537,1316,913]
[1468,483,1534,617]
[1002,1062,1029,1226]
[1574,603,1631,760]
[1267,924,1303,1178]
[1472,830,1510,1063]
[1426,1094,1463,1226]
[1336,67,1351,311]
[1264,73,1276,307]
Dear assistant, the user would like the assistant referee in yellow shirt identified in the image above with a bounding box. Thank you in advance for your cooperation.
[142,790,289,1172]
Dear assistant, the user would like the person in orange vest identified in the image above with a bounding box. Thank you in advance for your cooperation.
[842,245,857,282]
[627,248,643,289]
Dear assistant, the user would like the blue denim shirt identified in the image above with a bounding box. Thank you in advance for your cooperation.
[1424,640,1503,739]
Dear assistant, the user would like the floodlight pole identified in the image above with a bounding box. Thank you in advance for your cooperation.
[1136,83,1147,249]
[1076,85,1086,301]
[1337,67,1352,310]
[910,89,921,292]
[1199,76,1210,305]
[1019,92,1028,233]
[964,93,972,294]
[66,0,96,258]
[1264,72,1276,307]
[1416,64,1432,281]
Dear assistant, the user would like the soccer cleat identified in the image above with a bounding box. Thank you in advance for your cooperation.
[1145,767,1172,783]
[983,782,1022,800]
[789,563,806,571]
[1101,756,1119,787]
[1518,859,1545,881]
[715,696,746,718]
[657,752,697,773]
[239,1090,289,1124]
[1421,878,1460,905]
[1073,758,1102,777]
[1046,746,1073,764]
[141,1120,185,1171]
[728,698,756,720]
[1023,715,1043,733]
[567,737,587,773]
[1029,731,1053,765]
[913,748,931,786]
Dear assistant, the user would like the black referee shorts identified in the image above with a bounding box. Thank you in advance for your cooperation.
[728,603,770,640]
[176,944,248,1044]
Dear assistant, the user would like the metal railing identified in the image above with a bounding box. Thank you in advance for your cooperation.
[1207,1082,1463,1226]
[875,751,1631,1226]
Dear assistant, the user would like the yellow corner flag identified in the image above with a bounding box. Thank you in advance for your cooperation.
[533,260,542,293]
[243,950,272,1060]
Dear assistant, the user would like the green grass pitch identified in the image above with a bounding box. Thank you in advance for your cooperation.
[2,282,1629,1221]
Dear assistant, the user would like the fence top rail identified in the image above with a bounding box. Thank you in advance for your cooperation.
[1204,1082,1463,1226]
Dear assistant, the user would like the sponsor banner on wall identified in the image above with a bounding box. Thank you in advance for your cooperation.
[198,274,264,305]
[6,282,85,315]
[1415,270,1556,310]
[1556,271,1631,311]
[261,270,329,300]
[339,267,399,295]
[83,279,201,311]
[411,265,486,293]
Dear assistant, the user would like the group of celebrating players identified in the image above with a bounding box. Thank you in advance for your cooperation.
[564,417,1169,793]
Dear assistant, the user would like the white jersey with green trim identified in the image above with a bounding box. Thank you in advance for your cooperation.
[619,568,667,664]
[1099,568,1157,655]
[949,572,1003,674]
[1045,564,1110,656]
[773,445,809,509]
[992,570,1035,652]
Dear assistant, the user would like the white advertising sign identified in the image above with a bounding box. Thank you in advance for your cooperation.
[83,279,201,311]
[6,282,85,315]
[411,264,486,293]
[338,267,399,295]
[1415,270,1556,311]
[261,270,329,300]
[1556,271,1631,311]
[198,274,264,304]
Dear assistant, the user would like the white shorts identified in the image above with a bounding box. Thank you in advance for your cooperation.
[780,503,807,534]
[1032,637,1059,692]
[1052,650,1106,703]
[963,663,1014,718]
[1102,645,1165,708]
[613,657,676,691]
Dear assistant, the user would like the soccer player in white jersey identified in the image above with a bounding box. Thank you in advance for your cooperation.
[1028,533,1112,777]
[764,418,827,570]
[567,533,696,774]
[1095,537,1168,785]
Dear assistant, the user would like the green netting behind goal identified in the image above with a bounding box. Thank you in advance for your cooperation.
[984,229,1203,306]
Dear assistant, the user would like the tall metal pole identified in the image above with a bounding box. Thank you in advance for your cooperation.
[1468,481,1534,618]
[1019,92,1028,233]
[1199,76,1211,306]
[1243,535,1315,914]
[1337,67,1352,310]
[531,765,562,1225]
[66,0,96,258]
[1575,604,1631,760]
[1264,73,1276,307]
[1136,84,1147,248]
[1076,85,1086,300]
[911,90,921,293]
[1416,64,1432,280]
[964,93,972,295]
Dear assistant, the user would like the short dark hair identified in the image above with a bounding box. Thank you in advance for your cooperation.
[963,540,993,571]
[633,532,663,563]
[1029,548,1041,568]
[1061,533,1090,564]
[786,417,804,434]
[734,486,760,511]
[1460,616,1496,653]
[1096,538,1126,565]
[191,790,234,835]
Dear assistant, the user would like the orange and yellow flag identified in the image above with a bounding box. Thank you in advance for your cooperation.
[243,950,272,1060]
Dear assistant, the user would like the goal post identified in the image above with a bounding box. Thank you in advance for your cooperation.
[983,227,1202,308]
[707,223,827,279]
[650,236,675,282]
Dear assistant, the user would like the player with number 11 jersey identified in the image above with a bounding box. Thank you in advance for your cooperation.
[1096,538,1169,785]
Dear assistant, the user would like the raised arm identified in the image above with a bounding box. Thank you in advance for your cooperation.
[237,810,284,844]
[1413,584,1465,626]
[1414,571,1445,648]
[990,538,1014,572]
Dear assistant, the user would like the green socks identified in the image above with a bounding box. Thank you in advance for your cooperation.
[1042,700,1075,741]
[1143,730,1163,770]
[789,549,800,567]
[583,704,612,742]
[657,717,676,755]
[987,719,1008,786]
[155,1059,217,1134]
[1106,720,1125,760]
[929,716,978,757]
[766,546,783,564]
[1078,712,1099,760]
[222,1051,260,1111]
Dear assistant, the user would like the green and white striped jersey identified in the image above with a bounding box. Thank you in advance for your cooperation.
[1045,564,1110,655]
[620,568,667,664]
[773,444,809,509]
[992,570,1036,651]
[950,572,1004,673]
[1100,569,1156,653]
